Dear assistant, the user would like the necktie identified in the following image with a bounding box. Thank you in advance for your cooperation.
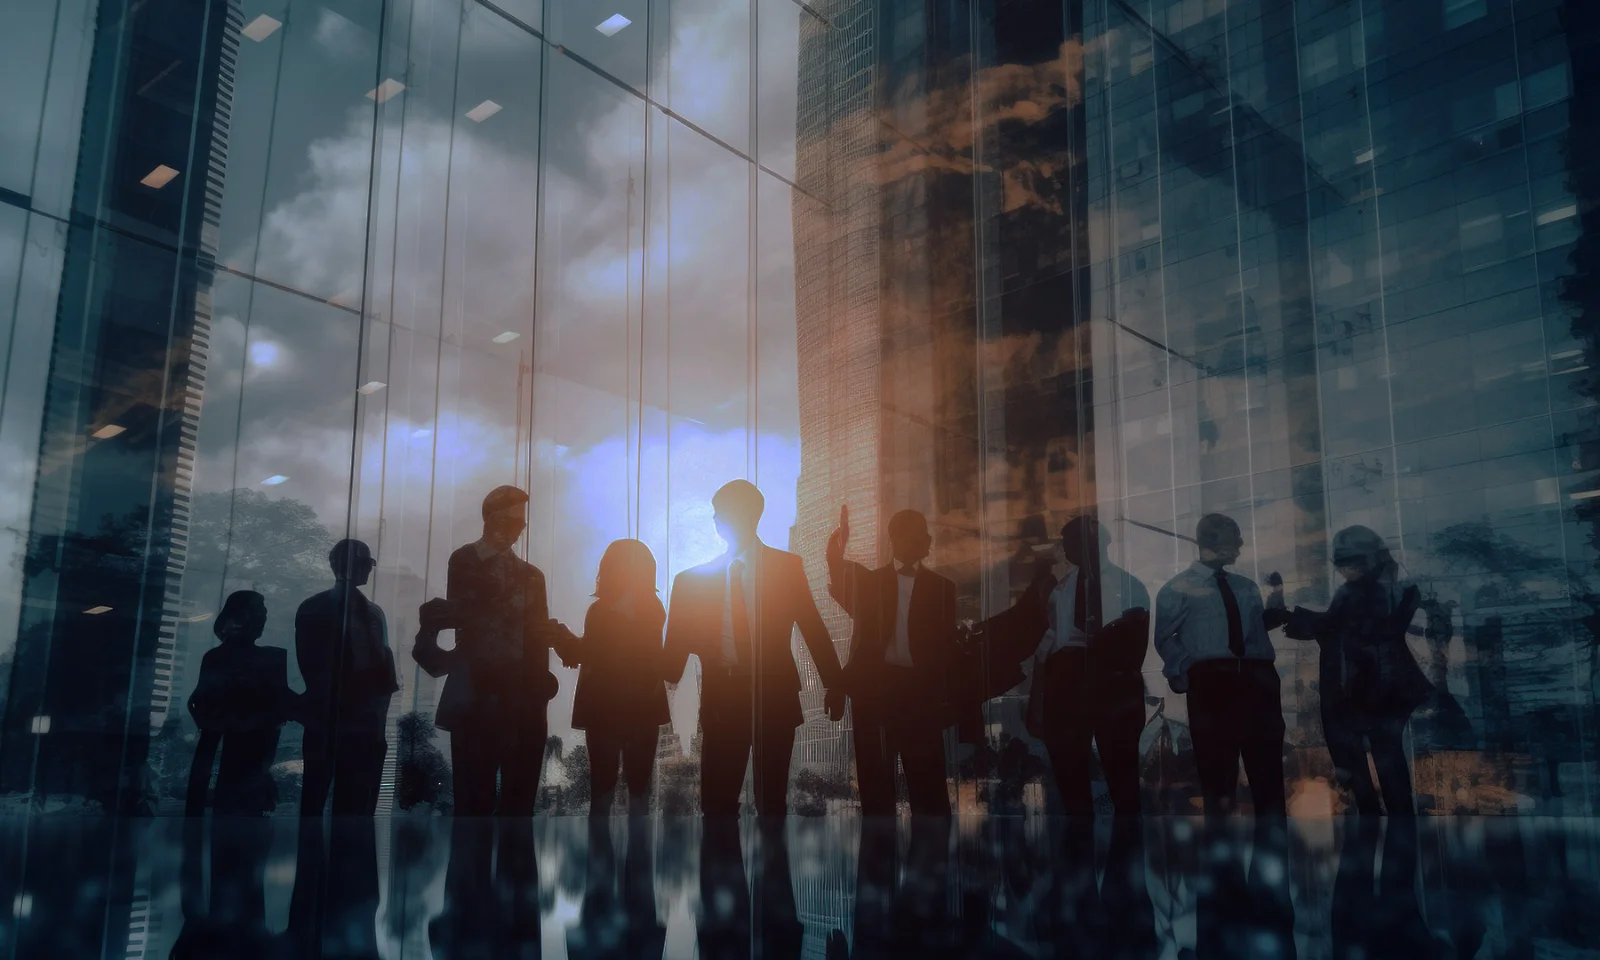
[729,559,753,667]
[1215,570,1246,658]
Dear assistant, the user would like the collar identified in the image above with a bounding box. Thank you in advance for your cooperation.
[895,561,920,578]
[472,538,505,561]
[730,539,763,567]
[1192,560,1229,579]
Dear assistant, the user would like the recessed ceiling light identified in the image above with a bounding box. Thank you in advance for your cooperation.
[260,474,288,485]
[178,613,213,623]
[358,380,387,394]
[366,78,406,103]
[465,99,502,122]
[84,605,113,615]
[241,13,282,41]
[492,331,521,344]
[1573,488,1600,500]
[596,13,631,36]
[92,424,126,439]
[140,164,180,188]
[26,718,48,736]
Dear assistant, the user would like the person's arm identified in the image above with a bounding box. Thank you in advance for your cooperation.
[185,729,220,817]
[792,557,846,718]
[662,572,695,683]
[1151,581,1191,690]
[294,601,332,722]
[1031,580,1062,666]
[827,558,874,617]
[412,598,457,678]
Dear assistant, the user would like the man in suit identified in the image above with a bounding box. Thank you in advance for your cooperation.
[663,479,847,817]
[1028,517,1150,815]
[1153,513,1288,817]
[413,485,563,817]
[826,505,957,816]
[296,538,398,818]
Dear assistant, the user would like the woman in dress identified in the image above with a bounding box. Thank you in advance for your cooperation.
[563,539,671,816]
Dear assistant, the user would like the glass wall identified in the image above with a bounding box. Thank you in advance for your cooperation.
[2,0,1599,824]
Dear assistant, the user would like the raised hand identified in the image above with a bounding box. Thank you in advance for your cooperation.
[826,503,850,564]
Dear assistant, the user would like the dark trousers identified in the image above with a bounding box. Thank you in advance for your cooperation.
[700,672,796,817]
[1324,708,1414,816]
[450,711,549,817]
[1037,649,1144,815]
[587,725,658,814]
[853,666,950,816]
[301,724,388,818]
[1187,659,1287,817]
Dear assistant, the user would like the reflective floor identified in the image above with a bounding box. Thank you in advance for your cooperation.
[3,815,1598,958]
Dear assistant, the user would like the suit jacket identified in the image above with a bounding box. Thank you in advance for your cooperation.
[826,559,958,701]
[416,542,554,732]
[663,543,844,730]
[295,585,398,733]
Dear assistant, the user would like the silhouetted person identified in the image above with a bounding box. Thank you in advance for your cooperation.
[1027,517,1150,815]
[568,817,667,959]
[171,814,280,960]
[1153,514,1288,817]
[296,538,398,818]
[563,539,671,817]
[1285,525,1428,816]
[186,591,296,817]
[663,480,846,817]
[413,485,563,817]
[948,555,1057,747]
[826,505,957,816]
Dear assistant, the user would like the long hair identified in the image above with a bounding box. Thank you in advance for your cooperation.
[594,539,659,602]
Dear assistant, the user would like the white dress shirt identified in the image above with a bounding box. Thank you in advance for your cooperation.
[885,562,918,668]
[1153,560,1275,681]
[719,540,761,667]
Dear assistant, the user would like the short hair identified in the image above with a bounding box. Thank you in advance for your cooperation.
[1060,516,1107,550]
[1195,513,1241,549]
[711,479,764,524]
[328,538,372,574]
[214,590,265,639]
[887,509,929,542]
[482,484,530,520]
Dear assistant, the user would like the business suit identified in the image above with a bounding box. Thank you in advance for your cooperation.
[414,540,555,817]
[295,585,398,817]
[664,541,845,816]
[828,558,957,816]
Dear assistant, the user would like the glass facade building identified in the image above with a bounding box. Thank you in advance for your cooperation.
[3,0,1600,829]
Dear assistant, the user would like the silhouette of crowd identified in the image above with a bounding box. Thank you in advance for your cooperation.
[185,480,1435,824]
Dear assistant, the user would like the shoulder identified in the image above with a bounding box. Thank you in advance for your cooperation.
[297,589,334,616]
[448,544,475,566]
[683,558,725,579]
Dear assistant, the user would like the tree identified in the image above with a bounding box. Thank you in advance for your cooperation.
[396,711,452,812]
[184,488,332,611]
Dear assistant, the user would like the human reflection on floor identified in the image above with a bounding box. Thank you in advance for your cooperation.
[12,815,1600,958]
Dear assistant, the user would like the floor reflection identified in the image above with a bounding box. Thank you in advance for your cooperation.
[4,815,1600,958]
